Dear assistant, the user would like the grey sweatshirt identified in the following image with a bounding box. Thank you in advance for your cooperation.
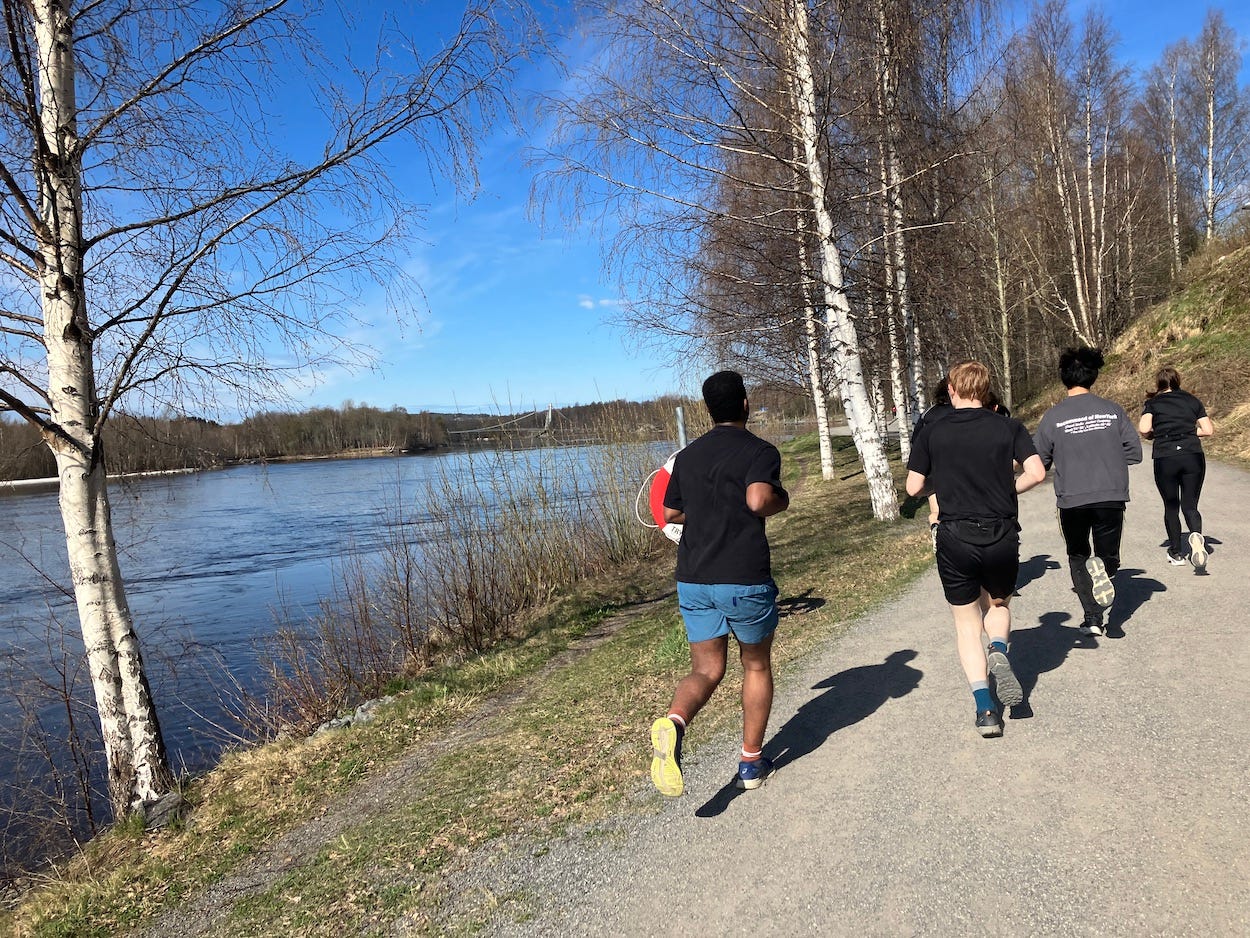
[1033,392,1143,508]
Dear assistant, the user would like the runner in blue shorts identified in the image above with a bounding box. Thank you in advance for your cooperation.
[649,370,789,796]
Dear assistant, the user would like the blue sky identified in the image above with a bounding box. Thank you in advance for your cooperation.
[292,1,1250,416]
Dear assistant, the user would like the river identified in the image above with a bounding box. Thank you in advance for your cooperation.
[0,444,660,862]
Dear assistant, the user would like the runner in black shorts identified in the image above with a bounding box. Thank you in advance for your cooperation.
[907,361,1046,737]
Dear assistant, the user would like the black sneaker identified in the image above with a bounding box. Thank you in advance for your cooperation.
[987,649,1023,707]
[1079,615,1105,637]
[975,709,1003,738]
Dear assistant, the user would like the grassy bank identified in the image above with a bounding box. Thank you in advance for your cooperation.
[2,434,931,937]
[1017,237,1250,464]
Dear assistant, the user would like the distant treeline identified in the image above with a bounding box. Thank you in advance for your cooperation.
[0,387,818,481]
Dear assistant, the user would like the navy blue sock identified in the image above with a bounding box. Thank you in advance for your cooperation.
[989,640,1008,656]
[971,681,994,711]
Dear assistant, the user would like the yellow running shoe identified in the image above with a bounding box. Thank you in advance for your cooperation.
[650,717,683,797]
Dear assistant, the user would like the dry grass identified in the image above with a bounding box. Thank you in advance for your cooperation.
[0,433,931,937]
[1017,234,1250,465]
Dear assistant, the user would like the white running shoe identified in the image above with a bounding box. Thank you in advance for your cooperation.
[1188,532,1208,571]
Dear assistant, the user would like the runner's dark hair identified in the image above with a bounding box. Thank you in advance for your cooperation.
[703,370,748,423]
[1149,365,1182,397]
[1058,346,1104,389]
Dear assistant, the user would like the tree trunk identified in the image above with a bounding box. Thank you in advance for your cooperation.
[797,233,837,480]
[34,0,173,817]
[787,0,898,521]
[873,0,922,430]
[1166,64,1183,276]
[985,163,1013,408]
[1204,52,1216,240]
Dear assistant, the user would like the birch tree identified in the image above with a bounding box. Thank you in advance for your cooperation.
[540,0,900,518]
[1190,9,1249,240]
[0,0,533,817]
[1141,42,1196,275]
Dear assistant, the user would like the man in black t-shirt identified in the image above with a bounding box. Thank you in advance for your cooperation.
[649,370,789,797]
[906,361,1046,738]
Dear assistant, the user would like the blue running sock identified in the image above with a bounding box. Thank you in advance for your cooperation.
[971,680,994,711]
[989,640,1008,656]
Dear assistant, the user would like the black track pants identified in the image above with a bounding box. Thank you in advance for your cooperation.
[1153,452,1205,554]
[1060,503,1125,617]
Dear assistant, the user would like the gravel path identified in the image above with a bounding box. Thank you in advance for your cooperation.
[474,456,1250,937]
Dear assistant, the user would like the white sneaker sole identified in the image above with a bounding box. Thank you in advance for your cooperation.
[1086,556,1115,607]
[1189,532,1208,571]
[987,650,1023,707]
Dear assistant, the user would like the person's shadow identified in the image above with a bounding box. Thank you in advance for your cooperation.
[1016,554,1061,591]
[778,588,827,619]
[1000,611,1083,718]
[1104,568,1167,636]
[695,650,923,818]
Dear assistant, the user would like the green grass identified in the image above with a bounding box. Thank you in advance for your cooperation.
[1081,237,1250,466]
[2,433,932,937]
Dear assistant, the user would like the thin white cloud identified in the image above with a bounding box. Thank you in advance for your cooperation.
[577,295,595,309]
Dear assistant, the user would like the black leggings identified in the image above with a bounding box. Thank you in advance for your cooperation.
[1153,452,1205,554]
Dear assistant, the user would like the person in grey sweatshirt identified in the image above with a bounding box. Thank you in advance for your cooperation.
[1034,347,1143,637]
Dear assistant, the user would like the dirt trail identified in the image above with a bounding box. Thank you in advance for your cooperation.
[469,457,1250,936]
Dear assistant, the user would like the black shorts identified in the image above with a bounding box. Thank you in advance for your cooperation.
[935,521,1020,606]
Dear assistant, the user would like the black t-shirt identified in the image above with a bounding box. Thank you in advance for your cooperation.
[910,402,953,446]
[663,425,785,585]
[907,407,1037,521]
[1142,390,1207,459]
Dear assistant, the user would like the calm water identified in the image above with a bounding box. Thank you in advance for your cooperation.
[0,446,646,790]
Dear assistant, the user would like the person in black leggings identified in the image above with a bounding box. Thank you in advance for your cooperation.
[1138,366,1215,570]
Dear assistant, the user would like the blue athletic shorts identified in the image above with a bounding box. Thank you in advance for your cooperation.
[676,580,779,645]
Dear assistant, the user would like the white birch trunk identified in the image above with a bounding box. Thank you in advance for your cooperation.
[886,294,909,463]
[34,0,172,816]
[985,164,1013,408]
[873,0,922,428]
[796,233,836,480]
[1168,78,1182,275]
[1046,104,1093,343]
[787,0,898,520]
[1204,55,1216,240]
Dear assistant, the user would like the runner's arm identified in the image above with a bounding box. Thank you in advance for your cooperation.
[1197,416,1214,438]
[663,507,686,524]
[747,481,789,517]
[1014,454,1046,493]
[1138,412,1154,439]
[905,470,931,498]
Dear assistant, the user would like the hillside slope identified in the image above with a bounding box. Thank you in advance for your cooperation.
[1030,240,1250,464]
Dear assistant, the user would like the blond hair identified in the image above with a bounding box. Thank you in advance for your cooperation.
[948,361,991,404]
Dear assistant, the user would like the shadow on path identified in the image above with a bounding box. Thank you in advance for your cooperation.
[695,650,923,818]
[1106,568,1167,636]
[1017,553,1062,591]
[1004,611,1083,719]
